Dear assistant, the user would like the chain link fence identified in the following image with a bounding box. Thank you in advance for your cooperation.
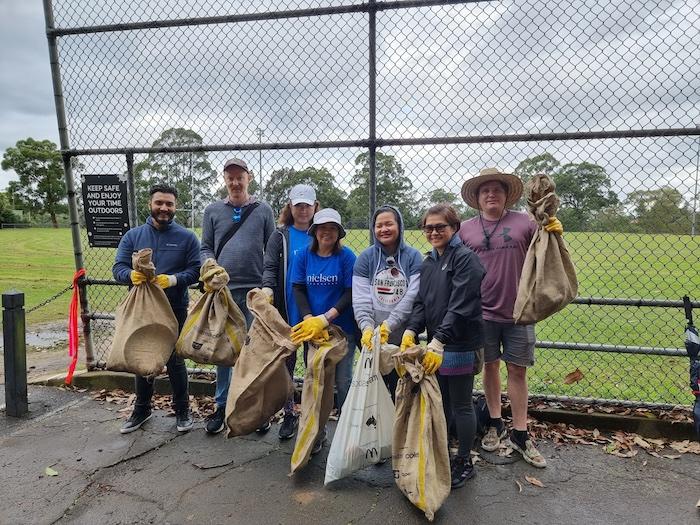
[43,0,700,406]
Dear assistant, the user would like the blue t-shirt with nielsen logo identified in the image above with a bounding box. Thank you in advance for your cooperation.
[285,226,312,326]
[291,245,357,336]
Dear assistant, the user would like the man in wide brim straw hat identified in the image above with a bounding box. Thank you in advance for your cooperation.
[458,167,562,469]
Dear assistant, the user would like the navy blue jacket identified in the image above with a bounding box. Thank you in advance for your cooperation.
[112,217,201,310]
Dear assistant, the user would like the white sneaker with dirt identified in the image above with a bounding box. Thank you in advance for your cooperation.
[507,437,547,468]
[481,426,505,452]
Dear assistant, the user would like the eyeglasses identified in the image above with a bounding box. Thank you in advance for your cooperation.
[231,207,242,222]
[422,223,449,234]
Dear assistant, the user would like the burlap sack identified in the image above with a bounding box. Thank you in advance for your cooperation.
[514,174,578,325]
[107,249,179,377]
[290,325,348,474]
[225,288,297,437]
[176,259,246,366]
[392,345,450,522]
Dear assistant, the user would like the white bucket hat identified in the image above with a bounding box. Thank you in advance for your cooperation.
[308,208,346,238]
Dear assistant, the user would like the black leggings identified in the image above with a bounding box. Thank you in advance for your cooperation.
[437,373,476,458]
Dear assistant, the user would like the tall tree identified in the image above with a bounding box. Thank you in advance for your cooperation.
[1,138,67,227]
[626,187,692,234]
[421,188,476,220]
[132,128,217,225]
[347,152,416,229]
[514,152,560,184]
[553,161,619,231]
[263,166,347,218]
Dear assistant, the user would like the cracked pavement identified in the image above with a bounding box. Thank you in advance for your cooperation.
[1,386,699,525]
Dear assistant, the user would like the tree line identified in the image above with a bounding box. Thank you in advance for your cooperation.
[1,132,696,235]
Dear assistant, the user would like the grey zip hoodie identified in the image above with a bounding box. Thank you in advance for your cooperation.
[352,205,423,335]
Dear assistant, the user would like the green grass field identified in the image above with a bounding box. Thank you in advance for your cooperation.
[1,227,698,404]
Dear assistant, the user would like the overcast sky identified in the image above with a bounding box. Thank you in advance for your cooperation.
[1,0,698,201]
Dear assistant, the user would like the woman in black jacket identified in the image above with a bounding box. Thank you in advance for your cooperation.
[261,184,319,440]
[402,203,485,489]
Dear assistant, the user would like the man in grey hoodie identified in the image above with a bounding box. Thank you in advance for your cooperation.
[352,205,423,396]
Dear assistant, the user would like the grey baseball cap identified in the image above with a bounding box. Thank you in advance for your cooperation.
[223,158,249,172]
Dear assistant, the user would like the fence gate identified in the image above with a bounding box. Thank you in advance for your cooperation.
[43,0,700,406]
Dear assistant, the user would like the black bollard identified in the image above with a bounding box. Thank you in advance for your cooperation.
[3,291,28,417]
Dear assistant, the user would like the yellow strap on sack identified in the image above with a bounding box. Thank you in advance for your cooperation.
[417,391,427,512]
[179,307,203,341]
[291,340,328,465]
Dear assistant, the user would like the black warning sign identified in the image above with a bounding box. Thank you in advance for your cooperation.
[81,174,130,248]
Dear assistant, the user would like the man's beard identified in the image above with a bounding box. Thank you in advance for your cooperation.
[151,208,175,224]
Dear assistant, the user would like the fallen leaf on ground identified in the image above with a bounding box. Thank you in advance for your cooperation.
[515,480,523,493]
[563,368,584,384]
[525,476,544,488]
[45,467,58,477]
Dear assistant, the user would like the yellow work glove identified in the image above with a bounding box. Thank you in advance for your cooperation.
[379,321,390,345]
[130,270,148,286]
[361,328,374,351]
[291,315,329,345]
[154,274,177,289]
[395,329,416,377]
[422,338,445,375]
[261,287,274,304]
[544,216,563,235]
[399,330,416,353]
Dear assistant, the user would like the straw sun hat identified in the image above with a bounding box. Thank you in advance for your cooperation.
[460,167,524,210]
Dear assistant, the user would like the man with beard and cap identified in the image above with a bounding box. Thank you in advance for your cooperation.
[459,168,562,468]
[352,205,423,398]
[112,184,201,434]
[200,158,275,435]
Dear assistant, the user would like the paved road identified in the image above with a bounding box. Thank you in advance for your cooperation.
[1,386,699,525]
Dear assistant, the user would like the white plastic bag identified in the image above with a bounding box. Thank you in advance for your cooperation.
[324,330,395,485]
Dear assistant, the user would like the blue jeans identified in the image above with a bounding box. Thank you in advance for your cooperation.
[215,287,254,409]
[334,330,357,411]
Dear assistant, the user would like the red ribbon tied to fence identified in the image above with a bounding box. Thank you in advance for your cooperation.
[65,268,86,385]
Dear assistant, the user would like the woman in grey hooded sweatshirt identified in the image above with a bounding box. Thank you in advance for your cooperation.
[352,205,423,397]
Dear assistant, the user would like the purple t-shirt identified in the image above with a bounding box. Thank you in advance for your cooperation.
[459,210,536,323]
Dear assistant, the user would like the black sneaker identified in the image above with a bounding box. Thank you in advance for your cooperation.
[256,420,272,434]
[311,427,327,455]
[205,406,226,434]
[176,410,194,433]
[278,413,298,440]
[451,455,475,489]
[120,411,152,434]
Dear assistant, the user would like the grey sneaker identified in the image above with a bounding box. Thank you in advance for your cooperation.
[481,426,506,452]
[278,413,298,440]
[120,411,152,434]
[176,410,194,433]
[506,435,547,468]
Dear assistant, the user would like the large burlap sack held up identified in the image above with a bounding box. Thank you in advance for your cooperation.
[514,174,578,325]
[392,345,450,522]
[176,259,246,366]
[324,331,396,485]
[107,249,179,377]
[290,325,348,474]
[225,288,297,437]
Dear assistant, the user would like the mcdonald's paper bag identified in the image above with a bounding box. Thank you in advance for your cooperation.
[107,248,179,377]
[176,259,247,366]
[225,288,297,437]
[392,345,450,522]
[290,326,348,474]
[514,174,578,324]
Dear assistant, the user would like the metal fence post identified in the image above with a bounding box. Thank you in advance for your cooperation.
[125,152,138,228]
[3,291,28,417]
[44,0,96,369]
